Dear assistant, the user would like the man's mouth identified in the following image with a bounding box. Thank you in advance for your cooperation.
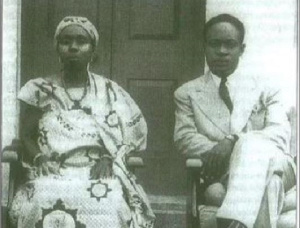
[213,60,229,67]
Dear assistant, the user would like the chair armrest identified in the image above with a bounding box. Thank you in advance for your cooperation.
[186,158,204,228]
[126,156,144,168]
[2,150,19,163]
[186,158,203,169]
[2,139,23,163]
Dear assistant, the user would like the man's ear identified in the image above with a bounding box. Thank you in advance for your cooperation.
[240,44,246,56]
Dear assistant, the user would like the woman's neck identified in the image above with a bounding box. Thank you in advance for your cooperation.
[62,68,89,88]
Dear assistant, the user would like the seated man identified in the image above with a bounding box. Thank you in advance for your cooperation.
[174,14,296,228]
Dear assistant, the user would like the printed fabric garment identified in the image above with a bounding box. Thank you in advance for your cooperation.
[9,73,155,228]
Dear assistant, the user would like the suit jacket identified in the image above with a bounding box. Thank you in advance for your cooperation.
[174,71,290,158]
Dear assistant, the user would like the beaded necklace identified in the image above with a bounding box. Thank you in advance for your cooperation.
[62,73,88,110]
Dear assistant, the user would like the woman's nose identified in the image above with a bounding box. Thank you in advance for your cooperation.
[69,41,79,51]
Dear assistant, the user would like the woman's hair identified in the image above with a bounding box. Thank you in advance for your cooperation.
[54,16,99,49]
[204,14,245,43]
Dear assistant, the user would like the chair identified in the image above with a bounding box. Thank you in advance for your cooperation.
[186,107,297,228]
[1,139,144,228]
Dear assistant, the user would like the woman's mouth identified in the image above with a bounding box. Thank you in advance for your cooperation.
[68,57,79,61]
[65,55,80,60]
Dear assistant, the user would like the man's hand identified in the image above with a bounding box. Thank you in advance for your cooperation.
[201,138,235,180]
[90,157,113,179]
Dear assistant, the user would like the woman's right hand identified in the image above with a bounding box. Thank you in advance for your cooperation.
[90,156,113,179]
[33,154,61,176]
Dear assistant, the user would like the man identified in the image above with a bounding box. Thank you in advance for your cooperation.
[174,14,295,228]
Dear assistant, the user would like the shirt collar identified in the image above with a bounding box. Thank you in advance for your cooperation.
[209,70,237,87]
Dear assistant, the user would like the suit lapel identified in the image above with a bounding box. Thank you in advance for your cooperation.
[190,73,231,135]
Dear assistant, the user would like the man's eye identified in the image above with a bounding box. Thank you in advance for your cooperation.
[207,40,239,49]
[225,41,239,48]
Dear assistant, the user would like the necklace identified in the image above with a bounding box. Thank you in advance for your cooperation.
[62,73,88,110]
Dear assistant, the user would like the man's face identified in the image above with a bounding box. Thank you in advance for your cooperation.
[205,22,245,78]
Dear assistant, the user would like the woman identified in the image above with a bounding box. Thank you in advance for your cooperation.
[9,16,155,228]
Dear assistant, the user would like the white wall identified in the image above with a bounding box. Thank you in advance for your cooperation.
[1,0,21,207]
[206,0,297,107]
[2,0,21,148]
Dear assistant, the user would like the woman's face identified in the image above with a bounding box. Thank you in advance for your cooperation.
[57,25,94,70]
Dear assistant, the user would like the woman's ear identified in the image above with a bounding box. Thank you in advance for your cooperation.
[91,52,98,63]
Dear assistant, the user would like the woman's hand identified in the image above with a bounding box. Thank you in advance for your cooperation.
[33,154,61,176]
[90,156,113,179]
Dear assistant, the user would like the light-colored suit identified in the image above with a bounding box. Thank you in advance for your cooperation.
[174,71,295,228]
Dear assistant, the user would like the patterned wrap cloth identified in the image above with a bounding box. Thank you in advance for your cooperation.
[54,16,99,48]
[9,73,155,228]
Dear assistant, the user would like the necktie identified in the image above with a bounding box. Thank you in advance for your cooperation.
[219,77,233,113]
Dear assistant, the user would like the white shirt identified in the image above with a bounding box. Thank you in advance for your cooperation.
[209,71,238,104]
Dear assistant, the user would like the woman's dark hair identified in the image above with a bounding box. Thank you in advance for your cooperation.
[204,14,245,43]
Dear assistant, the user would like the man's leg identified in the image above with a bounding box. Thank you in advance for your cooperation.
[216,133,295,228]
[254,154,296,228]
[253,174,284,228]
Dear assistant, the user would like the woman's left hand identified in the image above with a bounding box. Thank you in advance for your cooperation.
[90,157,113,179]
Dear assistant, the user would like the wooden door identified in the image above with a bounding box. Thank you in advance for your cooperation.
[111,0,206,196]
[21,0,205,208]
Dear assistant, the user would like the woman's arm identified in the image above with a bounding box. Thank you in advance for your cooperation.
[20,102,61,176]
[20,101,43,162]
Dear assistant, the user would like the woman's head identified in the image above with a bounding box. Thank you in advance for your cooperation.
[54,16,99,49]
[54,17,99,70]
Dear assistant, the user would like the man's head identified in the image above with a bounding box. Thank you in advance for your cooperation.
[204,14,246,78]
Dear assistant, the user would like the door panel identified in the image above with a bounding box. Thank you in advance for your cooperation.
[111,0,206,195]
[129,0,179,39]
[21,0,206,196]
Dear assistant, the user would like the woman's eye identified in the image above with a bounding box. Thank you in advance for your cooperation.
[59,39,71,45]
[77,37,89,44]
[207,40,220,48]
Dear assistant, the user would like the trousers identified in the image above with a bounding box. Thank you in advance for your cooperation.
[216,133,296,228]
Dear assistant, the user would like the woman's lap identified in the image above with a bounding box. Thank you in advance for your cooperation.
[10,167,131,228]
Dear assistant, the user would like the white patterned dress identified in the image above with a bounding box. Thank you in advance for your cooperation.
[10,73,155,228]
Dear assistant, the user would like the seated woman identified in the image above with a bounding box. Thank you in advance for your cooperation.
[9,16,155,228]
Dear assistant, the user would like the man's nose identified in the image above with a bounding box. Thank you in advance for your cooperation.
[217,44,229,55]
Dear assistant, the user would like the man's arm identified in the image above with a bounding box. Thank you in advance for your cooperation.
[174,87,218,158]
[252,84,291,153]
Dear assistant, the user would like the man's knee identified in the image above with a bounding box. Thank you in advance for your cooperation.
[204,182,226,206]
[233,133,277,158]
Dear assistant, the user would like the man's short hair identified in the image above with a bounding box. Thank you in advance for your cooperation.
[204,14,245,43]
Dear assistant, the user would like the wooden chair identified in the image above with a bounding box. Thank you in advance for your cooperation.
[186,107,297,228]
[1,139,144,228]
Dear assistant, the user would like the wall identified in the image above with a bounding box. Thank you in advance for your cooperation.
[206,0,297,107]
[1,0,21,206]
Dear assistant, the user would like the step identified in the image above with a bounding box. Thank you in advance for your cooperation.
[148,195,186,228]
